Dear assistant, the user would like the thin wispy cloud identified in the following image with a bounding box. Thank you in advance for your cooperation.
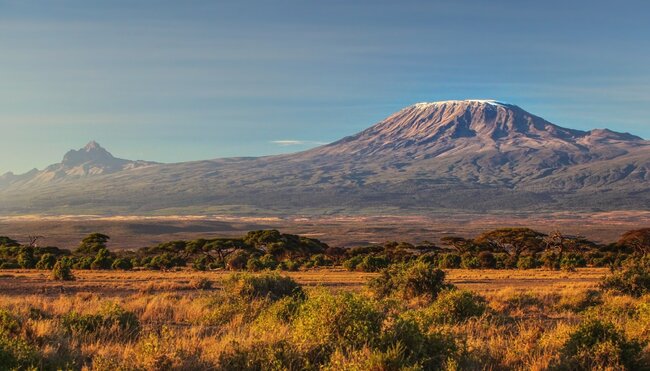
[271,140,328,146]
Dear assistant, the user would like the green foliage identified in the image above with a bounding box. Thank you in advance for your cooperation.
[558,319,642,370]
[356,255,390,272]
[246,257,264,272]
[227,250,250,270]
[368,261,450,301]
[217,340,305,371]
[422,289,487,324]
[51,257,75,281]
[342,255,363,271]
[224,273,304,302]
[516,255,538,270]
[461,253,480,269]
[601,258,650,297]
[17,247,36,269]
[477,251,496,268]
[91,248,113,270]
[76,233,110,254]
[293,291,383,352]
[192,255,210,271]
[0,237,19,247]
[111,258,133,271]
[438,253,461,269]
[35,253,56,270]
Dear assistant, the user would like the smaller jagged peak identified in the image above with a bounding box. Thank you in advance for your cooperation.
[62,141,118,167]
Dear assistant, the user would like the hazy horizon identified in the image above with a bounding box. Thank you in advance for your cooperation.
[2,0,649,173]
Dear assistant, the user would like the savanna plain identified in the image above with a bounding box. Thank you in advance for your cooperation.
[0,223,648,371]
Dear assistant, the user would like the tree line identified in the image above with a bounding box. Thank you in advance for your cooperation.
[0,227,648,277]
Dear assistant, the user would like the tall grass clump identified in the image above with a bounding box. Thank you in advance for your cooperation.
[224,273,304,301]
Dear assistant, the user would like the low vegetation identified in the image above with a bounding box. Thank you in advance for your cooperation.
[0,228,648,369]
[0,260,647,370]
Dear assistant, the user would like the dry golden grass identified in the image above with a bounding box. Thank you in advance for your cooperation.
[0,267,608,297]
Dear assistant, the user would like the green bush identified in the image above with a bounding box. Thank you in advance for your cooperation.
[226,250,250,270]
[51,257,75,281]
[73,256,93,270]
[558,319,642,370]
[461,253,480,269]
[516,255,538,270]
[36,253,56,270]
[91,248,113,270]
[438,253,461,269]
[216,340,305,371]
[246,257,264,272]
[356,255,390,272]
[601,258,650,297]
[368,261,450,301]
[380,317,457,369]
[293,291,383,353]
[477,251,496,268]
[309,254,333,268]
[0,262,20,269]
[425,289,487,324]
[0,334,38,370]
[192,256,210,271]
[342,256,363,271]
[224,273,304,301]
[111,258,133,271]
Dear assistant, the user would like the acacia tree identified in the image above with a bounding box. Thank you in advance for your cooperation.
[474,228,547,260]
[544,231,594,270]
[440,237,476,254]
[618,228,650,256]
[76,233,110,254]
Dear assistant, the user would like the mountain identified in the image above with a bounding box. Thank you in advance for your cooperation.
[0,100,648,214]
[0,141,157,187]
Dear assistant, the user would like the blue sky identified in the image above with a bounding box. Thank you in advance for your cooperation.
[1,0,649,173]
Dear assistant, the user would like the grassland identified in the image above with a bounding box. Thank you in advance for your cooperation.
[0,266,648,370]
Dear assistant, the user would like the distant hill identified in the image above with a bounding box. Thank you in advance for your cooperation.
[1,100,648,214]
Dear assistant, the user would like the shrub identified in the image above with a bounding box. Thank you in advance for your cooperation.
[260,254,278,270]
[356,255,390,272]
[224,273,304,301]
[438,253,461,269]
[558,319,642,370]
[380,318,457,369]
[73,256,93,270]
[246,257,264,272]
[111,258,133,271]
[36,253,56,270]
[424,289,487,324]
[516,255,538,270]
[192,256,209,271]
[477,251,496,269]
[226,250,250,270]
[0,335,38,370]
[601,259,650,297]
[342,256,363,271]
[91,248,113,270]
[368,261,450,301]
[0,262,19,269]
[51,257,75,281]
[217,340,305,371]
[293,291,383,353]
[309,254,333,268]
[461,253,480,269]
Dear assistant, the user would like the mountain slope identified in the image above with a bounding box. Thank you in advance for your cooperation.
[0,100,648,214]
